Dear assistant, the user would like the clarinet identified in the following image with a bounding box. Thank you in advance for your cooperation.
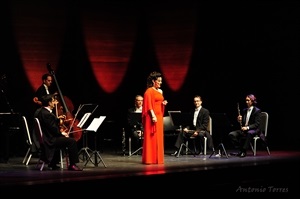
[122,128,126,156]
[237,103,243,128]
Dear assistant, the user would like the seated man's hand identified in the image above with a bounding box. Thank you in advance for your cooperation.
[137,130,142,137]
[61,132,69,137]
[191,131,199,137]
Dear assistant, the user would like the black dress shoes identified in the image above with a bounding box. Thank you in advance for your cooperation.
[48,164,60,170]
[239,152,247,158]
[68,165,83,171]
[171,151,178,156]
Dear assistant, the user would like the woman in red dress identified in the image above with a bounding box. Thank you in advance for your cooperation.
[142,71,168,164]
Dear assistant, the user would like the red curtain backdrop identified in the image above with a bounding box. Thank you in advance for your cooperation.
[81,3,137,93]
[11,1,197,93]
[148,2,197,91]
[11,1,67,91]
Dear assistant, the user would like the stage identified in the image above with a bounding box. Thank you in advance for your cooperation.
[0,149,299,197]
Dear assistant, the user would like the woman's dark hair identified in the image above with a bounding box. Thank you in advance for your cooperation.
[146,71,162,88]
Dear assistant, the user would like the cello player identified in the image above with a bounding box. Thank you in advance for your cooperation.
[34,94,82,171]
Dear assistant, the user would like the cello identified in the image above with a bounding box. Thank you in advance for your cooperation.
[47,63,82,141]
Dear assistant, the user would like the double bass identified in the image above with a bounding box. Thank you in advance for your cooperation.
[47,63,82,141]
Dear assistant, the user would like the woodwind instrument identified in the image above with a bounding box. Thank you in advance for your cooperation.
[237,103,242,128]
[122,128,126,156]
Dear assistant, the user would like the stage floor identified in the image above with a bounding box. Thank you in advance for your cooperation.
[0,149,299,197]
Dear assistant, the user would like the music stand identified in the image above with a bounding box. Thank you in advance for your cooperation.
[128,112,143,157]
[168,111,181,126]
[169,112,196,157]
[84,116,107,167]
[74,104,98,162]
[209,113,231,159]
[77,113,93,162]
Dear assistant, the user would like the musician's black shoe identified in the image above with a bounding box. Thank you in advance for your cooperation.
[196,150,204,155]
[240,152,247,158]
[48,164,60,170]
[171,151,178,156]
[236,151,243,157]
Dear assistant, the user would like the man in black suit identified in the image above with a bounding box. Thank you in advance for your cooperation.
[171,95,214,156]
[33,73,57,106]
[34,94,82,171]
[126,95,143,151]
[228,94,261,158]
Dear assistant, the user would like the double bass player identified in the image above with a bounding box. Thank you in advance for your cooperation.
[33,73,57,106]
[33,65,82,142]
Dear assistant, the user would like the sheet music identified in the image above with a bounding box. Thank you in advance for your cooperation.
[77,112,91,128]
[86,116,106,132]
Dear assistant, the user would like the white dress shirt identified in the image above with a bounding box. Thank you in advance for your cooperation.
[193,106,201,126]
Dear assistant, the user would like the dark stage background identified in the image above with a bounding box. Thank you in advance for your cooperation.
[0,0,299,157]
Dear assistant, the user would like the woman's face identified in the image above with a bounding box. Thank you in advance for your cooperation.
[153,77,162,88]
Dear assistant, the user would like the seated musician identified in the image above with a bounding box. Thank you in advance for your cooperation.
[171,95,214,156]
[126,95,144,151]
[34,94,82,171]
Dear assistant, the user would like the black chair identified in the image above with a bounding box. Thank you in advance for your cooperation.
[167,111,196,157]
[127,113,143,157]
[128,125,143,157]
[185,116,212,155]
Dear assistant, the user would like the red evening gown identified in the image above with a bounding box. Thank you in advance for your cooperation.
[142,87,165,164]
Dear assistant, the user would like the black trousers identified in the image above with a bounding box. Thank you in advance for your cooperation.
[53,137,79,166]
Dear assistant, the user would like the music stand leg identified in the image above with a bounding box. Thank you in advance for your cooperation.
[176,143,196,158]
[78,132,93,162]
[78,147,93,162]
[128,147,142,157]
[128,137,143,157]
[85,150,107,167]
[84,133,107,167]
[209,143,228,159]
